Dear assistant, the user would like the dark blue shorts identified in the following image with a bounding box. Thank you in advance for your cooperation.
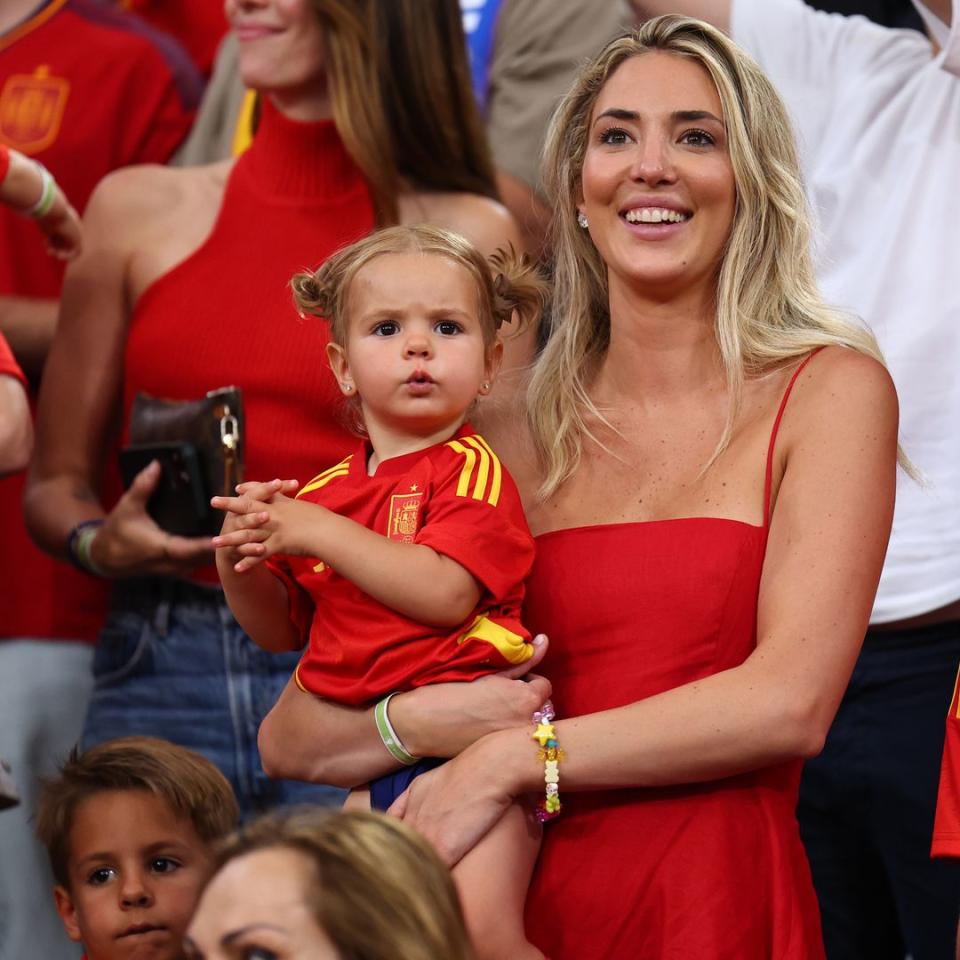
[369,756,446,810]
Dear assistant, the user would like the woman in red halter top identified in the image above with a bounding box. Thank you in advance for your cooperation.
[224,17,900,957]
[24,0,531,817]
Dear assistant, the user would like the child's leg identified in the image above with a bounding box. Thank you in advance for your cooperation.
[453,800,544,960]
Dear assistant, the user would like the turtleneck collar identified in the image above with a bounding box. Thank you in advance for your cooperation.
[237,96,369,202]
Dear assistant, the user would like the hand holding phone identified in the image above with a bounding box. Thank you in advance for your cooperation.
[119,441,213,536]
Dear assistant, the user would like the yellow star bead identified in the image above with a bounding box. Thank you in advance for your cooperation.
[532,722,555,746]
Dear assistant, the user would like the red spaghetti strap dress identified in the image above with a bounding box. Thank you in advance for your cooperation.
[524,354,825,959]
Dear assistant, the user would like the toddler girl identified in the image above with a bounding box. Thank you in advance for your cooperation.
[214,224,547,960]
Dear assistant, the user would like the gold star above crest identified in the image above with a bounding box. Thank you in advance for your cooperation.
[410,484,419,492]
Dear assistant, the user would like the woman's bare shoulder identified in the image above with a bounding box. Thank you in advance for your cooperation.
[400,190,523,256]
[85,160,232,243]
[792,345,896,411]
[779,345,899,454]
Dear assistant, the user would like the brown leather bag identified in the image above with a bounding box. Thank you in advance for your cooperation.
[122,386,244,536]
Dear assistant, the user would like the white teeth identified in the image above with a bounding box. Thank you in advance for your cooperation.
[624,207,688,224]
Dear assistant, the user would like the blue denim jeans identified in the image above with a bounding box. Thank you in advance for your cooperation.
[82,578,345,818]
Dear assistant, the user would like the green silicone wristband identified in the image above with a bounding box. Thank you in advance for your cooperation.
[374,694,417,766]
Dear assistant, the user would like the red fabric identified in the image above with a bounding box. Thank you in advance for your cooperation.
[119,0,227,76]
[932,667,960,857]
[0,331,25,386]
[0,143,9,182]
[123,100,376,589]
[269,424,534,706]
[524,357,825,959]
[0,0,202,643]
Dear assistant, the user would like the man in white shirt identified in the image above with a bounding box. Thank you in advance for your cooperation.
[630,1,960,956]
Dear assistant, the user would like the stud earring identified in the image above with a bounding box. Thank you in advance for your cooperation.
[480,381,491,393]
[577,211,589,229]
[343,384,353,393]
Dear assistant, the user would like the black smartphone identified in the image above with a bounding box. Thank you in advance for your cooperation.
[119,441,212,537]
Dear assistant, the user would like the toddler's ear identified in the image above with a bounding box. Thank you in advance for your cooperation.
[53,884,83,942]
[325,341,355,396]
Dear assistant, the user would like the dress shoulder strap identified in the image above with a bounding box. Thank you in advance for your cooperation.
[763,348,824,527]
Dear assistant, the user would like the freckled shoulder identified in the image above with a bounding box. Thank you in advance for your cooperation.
[772,345,899,460]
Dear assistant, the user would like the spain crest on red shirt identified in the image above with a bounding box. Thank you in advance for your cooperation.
[0,66,70,154]
[387,490,423,543]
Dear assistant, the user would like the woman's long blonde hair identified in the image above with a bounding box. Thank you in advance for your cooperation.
[529,15,897,498]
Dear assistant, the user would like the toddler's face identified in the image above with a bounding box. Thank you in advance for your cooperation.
[185,847,340,959]
[327,252,501,445]
[54,789,211,960]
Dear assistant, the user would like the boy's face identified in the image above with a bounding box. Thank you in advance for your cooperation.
[54,789,212,960]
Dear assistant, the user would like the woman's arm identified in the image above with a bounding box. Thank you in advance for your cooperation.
[258,638,552,786]
[23,169,212,576]
[394,348,899,864]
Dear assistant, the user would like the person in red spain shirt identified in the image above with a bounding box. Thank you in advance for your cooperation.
[0,5,201,959]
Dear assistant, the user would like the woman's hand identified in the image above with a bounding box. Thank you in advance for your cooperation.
[389,731,524,867]
[389,635,552,758]
[90,460,213,577]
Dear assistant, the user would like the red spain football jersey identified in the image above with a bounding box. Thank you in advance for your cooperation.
[932,666,960,857]
[268,424,536,706]
[0,0,202,643]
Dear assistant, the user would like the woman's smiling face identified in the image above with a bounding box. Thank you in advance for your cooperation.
[226,0,327,104]
[578,51,736,303]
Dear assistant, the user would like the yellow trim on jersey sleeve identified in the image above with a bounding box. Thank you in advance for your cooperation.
[445,435,502,506]
[297,455,352,498]
[457,614,533,665]
[447,440,476,497]
[466,434,502,507]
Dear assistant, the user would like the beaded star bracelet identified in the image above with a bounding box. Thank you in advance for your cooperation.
[531,701,564,822]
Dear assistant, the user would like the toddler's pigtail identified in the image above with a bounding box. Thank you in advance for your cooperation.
[291,258,340,321]
[488,245,549,333]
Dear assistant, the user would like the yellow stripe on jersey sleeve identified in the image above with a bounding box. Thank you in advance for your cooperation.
[464,436,490,501]
[466,434,502,507]
[297,455,352,498]
[446,436,502,507]
[446,440,477,498]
